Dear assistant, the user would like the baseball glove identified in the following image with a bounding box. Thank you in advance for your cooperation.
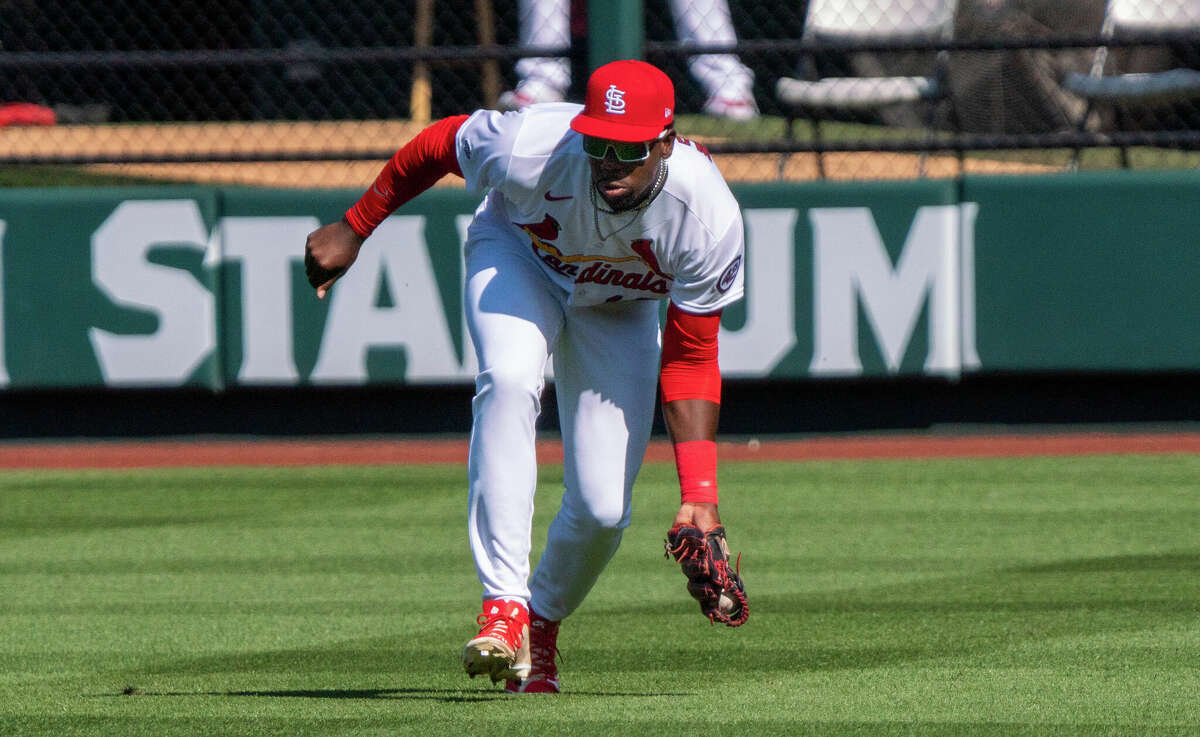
[664,524,749,627]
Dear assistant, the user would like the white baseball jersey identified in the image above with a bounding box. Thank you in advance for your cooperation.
[455,103,745,313]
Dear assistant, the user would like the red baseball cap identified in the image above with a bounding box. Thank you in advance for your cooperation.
[570,60,675,143]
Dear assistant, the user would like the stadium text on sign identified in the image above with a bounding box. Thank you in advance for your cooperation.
[5,171,1199,390]
[0,199,978,387]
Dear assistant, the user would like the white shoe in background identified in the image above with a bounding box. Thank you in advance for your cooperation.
[497,79,567,111]
[703,91,760,121]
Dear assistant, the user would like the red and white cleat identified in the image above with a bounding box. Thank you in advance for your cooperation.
[702,92,760,121]
[462,599,530,683]
[504,610,560,694]
[497,80,566,111]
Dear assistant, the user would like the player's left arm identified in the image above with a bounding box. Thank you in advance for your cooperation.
[660,302,750,626]
[660,302,723,531]
[659,180,747,624]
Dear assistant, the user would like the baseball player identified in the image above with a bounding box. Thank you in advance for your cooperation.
[304,59,748,695]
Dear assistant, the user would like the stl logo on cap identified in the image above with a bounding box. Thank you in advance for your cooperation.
[604,85,627,115]
[571,60,675,142]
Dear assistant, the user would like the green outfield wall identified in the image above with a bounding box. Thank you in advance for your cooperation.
[1,171,1198,391]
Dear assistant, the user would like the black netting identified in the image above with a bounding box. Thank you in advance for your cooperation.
[1,0,1197,186]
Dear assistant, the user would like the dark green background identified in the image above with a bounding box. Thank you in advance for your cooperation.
[2,172,1197,390]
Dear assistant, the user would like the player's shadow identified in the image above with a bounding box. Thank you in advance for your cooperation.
[112,688,501,703]
[116,687,687,701]
[232,688,505,702]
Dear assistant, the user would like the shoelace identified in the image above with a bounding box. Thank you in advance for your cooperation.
[476,612,521,647]
[528,621,561,678]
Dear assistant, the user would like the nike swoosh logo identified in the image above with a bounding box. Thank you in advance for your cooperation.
[544,192,573,201]
[373,184,390,198]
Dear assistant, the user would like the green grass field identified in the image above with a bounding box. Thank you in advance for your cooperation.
[3,454,1198,736]
[0,166,181,188]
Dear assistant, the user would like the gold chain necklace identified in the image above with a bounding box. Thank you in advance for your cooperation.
[590,159,668,241]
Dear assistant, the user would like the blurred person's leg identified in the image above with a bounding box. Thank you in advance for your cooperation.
[668,0,759,119]
[502,0,572,110]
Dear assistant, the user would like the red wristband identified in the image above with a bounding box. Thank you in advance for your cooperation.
[673,439,718,504]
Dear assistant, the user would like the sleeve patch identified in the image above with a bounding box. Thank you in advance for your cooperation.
[717,255,742,294]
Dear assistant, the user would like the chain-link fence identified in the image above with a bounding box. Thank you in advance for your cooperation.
[2,0,1197,187]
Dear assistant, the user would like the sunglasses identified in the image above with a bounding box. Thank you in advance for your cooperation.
[581,131,669,162]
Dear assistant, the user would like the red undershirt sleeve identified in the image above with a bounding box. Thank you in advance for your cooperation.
[662,304,723,504]
[659,302,722,404]
[344,114,470,238]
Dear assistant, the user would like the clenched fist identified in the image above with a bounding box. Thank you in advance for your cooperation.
[304,218,365,299]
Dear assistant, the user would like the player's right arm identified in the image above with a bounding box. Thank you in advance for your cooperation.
[303,114,470,299]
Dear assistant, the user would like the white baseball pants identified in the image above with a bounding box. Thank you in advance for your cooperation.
[515,0,754,99]
[463,215,661,622]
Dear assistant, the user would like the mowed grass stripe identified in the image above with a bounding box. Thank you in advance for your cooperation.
[1,455,1197,736]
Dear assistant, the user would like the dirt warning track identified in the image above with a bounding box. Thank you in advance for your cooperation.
[0,432,1197,470]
